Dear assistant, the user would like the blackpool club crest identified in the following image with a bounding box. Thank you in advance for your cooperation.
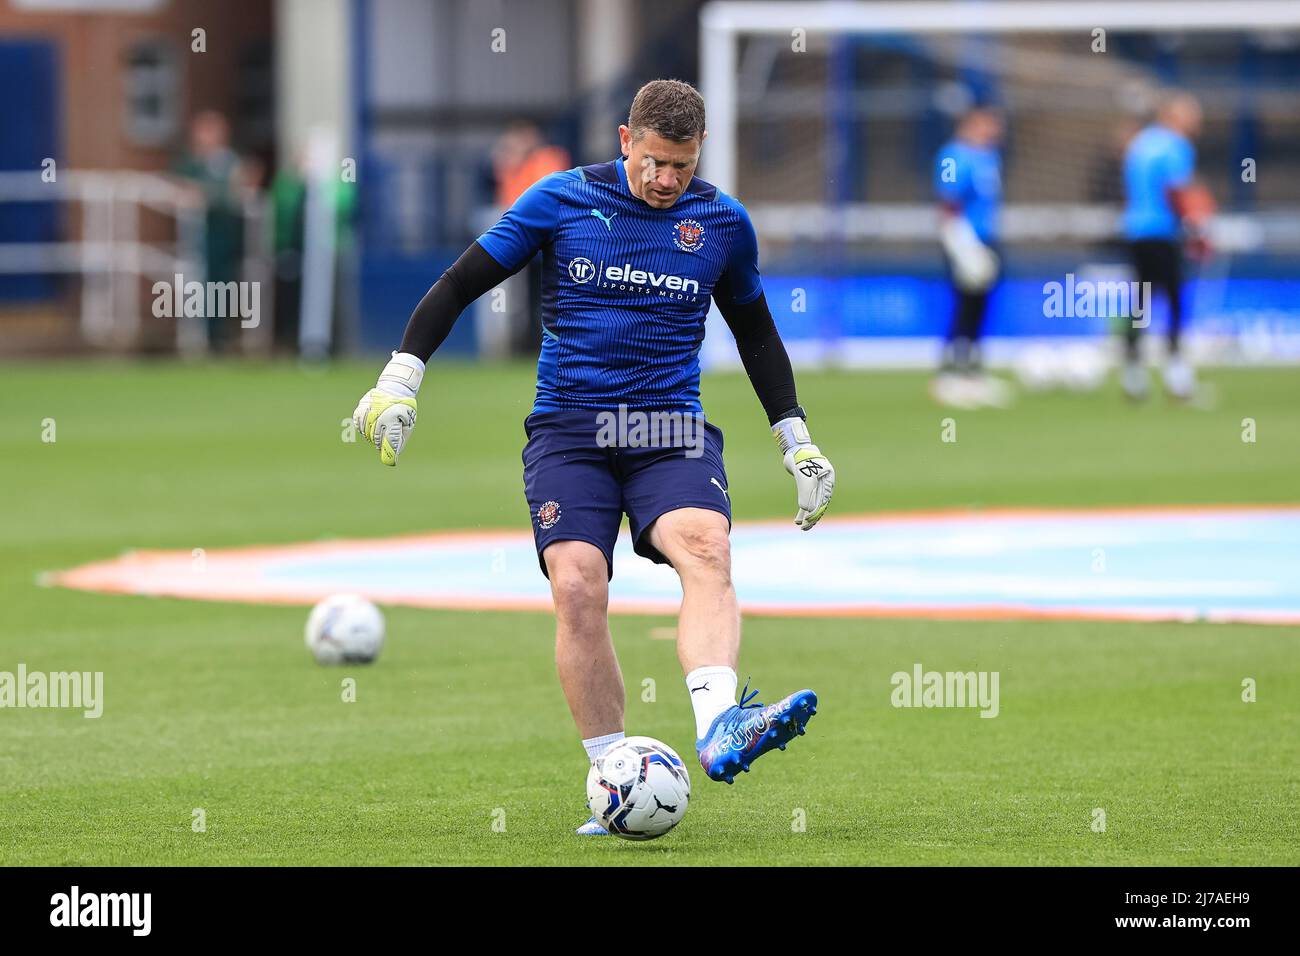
[537,500,562,529]
[672,218,705,252]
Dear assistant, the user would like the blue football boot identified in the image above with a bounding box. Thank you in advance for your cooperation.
[696,682,818,784]
[576,815,609,836]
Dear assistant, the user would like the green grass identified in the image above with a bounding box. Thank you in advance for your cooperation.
[1,360,1297,865]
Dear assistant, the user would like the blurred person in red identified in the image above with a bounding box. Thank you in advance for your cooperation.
[491,122,571,353]
[493,121,572,207]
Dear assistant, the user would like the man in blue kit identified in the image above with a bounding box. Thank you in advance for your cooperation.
[932,106,1011,409]
[1120,92,1207,401]
[350,80,834,834]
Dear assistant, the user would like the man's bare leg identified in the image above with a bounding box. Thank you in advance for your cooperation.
[545,540,626,833]
[544,540,624,741]
[647,506,818,782]
[646,508,740,738]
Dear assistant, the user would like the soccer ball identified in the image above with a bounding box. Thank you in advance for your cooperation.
[586,736,691,840]
[304,594,385,665]
[1014,343,1109,394]
[1013,344,1063,392]
[1060,343,1109,392]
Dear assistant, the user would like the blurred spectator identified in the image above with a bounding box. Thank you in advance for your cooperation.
[172,111,248,353]
[491,122,570,354]
[269,154,307,353]
[493,121,571,207]
[269,146,358,354]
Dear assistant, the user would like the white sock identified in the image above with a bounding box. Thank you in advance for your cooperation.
[582,731,625,765]
[686,666,738,739]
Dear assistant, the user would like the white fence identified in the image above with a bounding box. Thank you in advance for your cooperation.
[0,170,271,354]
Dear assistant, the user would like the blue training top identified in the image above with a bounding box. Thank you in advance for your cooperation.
[934,140,1002,244]
[1123,125,1195,241]
[476,158,763,414]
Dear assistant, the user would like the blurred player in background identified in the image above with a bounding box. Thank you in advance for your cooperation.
[350,80,832,835]
[931,106,1010,409]
[1120,92,1211,401]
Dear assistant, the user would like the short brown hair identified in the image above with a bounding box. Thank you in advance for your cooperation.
[627,79,706,143]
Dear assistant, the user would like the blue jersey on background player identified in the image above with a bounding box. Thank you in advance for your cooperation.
[476,157,763,415]
[934,138,1002,244]
[1116,94,1205,402]
[1122,125,1195,240]
[930,108,1008,406]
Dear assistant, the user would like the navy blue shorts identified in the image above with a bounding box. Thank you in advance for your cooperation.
[521,409,731,578]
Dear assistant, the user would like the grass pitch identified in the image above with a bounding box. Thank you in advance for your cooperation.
[1,360,1297,865]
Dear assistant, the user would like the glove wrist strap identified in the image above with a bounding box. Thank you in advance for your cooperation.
[772,415,813,456]
[377,351,425,399]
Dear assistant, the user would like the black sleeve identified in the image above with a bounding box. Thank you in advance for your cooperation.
[715,290,802,425]
[398,241,514,361]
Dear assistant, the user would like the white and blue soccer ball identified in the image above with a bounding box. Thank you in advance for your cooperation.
[1013,344,1063,392]
[305,594,385,665]
[1060,344,1109,392]
[586,736,691,840]
[1014,343,1109,393]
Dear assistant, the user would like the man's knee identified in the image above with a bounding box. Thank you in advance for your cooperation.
[660,518,732,584]
[544,541,609,615]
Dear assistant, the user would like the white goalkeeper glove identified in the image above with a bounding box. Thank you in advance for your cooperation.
[772,414,835,530]
[940,215,999,292]
[352,352,423,466]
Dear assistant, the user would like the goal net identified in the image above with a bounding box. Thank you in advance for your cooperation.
[698,1,1300,369]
